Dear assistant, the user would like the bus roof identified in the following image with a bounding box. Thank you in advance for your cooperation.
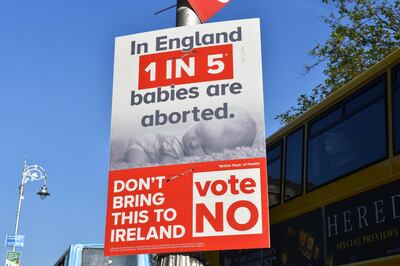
[267,48,400,146]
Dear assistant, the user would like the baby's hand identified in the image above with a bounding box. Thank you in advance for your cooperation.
[160,136,184,161]
[125,147,152,165]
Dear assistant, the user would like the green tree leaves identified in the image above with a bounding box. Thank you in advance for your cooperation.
[276,0,400,125]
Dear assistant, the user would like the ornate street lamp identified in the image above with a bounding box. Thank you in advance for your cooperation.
[12,160,49,252]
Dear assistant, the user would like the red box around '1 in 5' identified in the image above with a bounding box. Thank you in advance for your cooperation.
[138,44,233,89]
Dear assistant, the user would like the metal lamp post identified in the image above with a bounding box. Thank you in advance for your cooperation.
[12,160,50,252]
[157,2,207,266]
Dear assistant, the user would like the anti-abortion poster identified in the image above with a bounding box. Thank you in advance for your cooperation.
[105,18,269,256]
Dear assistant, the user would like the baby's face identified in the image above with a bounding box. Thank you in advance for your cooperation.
[182,110,256,157]
[183,122,235,156]
[182,127,206,156]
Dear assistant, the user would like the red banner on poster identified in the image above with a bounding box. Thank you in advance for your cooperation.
[188,0,231,22]
[105,158,269,255]
[138,44,233,89]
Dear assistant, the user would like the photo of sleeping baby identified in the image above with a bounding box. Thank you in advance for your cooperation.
[110,108,265,170]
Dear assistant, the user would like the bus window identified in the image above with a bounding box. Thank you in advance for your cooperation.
[82,248,136,266]
[344,80,385,116]
[267,142,282,206]
[307,77,387,190]
[284,127,304,200]
[309,107,341,138]
[393,65,400,154]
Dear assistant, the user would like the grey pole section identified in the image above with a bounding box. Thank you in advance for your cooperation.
[157,1,207,266]
[176,0,201,26]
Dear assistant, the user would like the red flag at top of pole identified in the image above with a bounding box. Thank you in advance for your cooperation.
[188,0,231,22]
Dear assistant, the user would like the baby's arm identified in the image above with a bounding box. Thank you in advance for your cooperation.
[160,154,178,163]
[160,135,184,163]
[125,147,152,165]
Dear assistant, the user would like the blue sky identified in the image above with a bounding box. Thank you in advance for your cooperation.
[0,1,330,265]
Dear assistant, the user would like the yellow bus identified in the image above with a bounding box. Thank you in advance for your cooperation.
[220,49,400,266]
